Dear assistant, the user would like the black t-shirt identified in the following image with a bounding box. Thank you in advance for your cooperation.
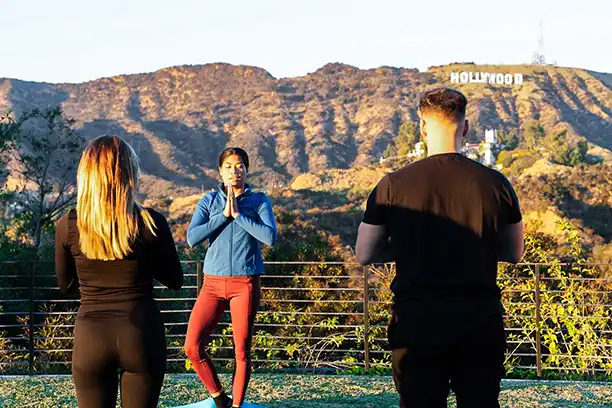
[55,208,184,312]
[363,153,521,343]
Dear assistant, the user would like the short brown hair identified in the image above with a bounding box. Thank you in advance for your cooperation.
[418,87,467,123]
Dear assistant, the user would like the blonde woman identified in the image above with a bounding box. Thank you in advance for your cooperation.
[55,135,183,408]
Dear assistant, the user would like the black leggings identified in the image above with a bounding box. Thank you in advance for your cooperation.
[390,315,506,408]
[71,304,167,408]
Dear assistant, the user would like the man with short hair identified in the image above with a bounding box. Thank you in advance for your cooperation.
[356,87,524,407]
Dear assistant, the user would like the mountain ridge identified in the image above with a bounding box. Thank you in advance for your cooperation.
[1,62,610,198]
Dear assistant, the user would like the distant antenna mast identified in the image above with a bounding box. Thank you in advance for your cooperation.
[531,20,547,65]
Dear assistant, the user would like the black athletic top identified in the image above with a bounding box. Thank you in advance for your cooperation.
[363,153,522,340]
[55,208,184,311]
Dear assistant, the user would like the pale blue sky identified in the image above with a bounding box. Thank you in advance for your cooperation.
[1,0,610,83]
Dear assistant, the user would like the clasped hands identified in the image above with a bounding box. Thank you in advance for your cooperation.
[223,188,240,219]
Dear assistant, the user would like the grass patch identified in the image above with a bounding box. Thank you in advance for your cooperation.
[1,375,611,407]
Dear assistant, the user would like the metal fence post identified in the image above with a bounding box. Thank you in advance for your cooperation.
[363,265,370,373]
[535,264,542,377]
[28,263,35,375]
[196,261,203,294]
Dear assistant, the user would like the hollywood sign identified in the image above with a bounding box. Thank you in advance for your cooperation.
[450,72,524,85]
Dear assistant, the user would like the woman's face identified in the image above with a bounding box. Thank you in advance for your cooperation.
[219,154,247,188]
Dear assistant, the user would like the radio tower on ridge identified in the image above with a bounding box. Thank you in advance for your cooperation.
[531,20,546,65]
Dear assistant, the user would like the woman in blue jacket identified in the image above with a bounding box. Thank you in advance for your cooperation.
[184,147,277,408]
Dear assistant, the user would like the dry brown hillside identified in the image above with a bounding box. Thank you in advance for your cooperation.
[1,62,610,198]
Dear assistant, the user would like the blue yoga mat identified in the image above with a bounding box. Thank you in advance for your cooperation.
[172,397,266,408]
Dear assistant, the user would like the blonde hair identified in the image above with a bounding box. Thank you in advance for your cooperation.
[76,135,156,260]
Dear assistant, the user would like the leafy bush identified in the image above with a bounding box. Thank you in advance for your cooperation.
[497,149,537,177]
[501,220,612,378]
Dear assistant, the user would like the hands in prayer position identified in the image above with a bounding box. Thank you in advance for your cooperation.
[223,187,240,219]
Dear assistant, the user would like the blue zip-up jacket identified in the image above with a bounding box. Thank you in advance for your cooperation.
[186,184,277,276]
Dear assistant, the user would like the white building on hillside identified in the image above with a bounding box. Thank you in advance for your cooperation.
[462,143,480,160]
[461,128,500,167]
[407,141,426,158]
[483,129,497,166]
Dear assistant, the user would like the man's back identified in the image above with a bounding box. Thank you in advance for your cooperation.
[358,87,523,407]
[363,153,521,340]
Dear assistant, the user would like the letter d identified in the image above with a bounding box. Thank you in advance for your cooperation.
[514,73,524,85]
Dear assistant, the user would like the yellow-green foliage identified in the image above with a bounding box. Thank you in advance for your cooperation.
[498,149,538,177]
[500,220,612,377]
[0,221,609,378]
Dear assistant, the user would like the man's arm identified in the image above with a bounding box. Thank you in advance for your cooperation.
[498,220,524,264]
[356,222,394,265]
[357,175,393,265]
[498,175,524,264]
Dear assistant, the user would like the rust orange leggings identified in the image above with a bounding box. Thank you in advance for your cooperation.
[185,275,261,406]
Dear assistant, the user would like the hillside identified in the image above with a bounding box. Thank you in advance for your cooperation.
[1,63,610,198]
[155,155,611,270]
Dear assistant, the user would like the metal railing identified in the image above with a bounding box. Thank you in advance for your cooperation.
[0,261,611,377]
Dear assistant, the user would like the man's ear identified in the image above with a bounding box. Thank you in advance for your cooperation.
[419,118,427,139]
[462,119,470,138]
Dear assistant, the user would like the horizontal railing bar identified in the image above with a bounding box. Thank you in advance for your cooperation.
[216,322,362,328]
[165,334,362,341]
[32,334,365,342]
[15,311,612,319]
[20,276,610,282]
[539,277,612,282]
[28,273,200,278]
[26,324,612,332]
[523,315,612,320]
[29,286,200,290]
[166,357,366,366]
[541,354,612,359]
[507,343,612,348]
[3,261,610,265]
[261,287,362,292]
[11,302,612,310]
[264,262,362,265]
[527,366,611,372]
[504,303,540,306]
[26,310,367,317]
[504,302,609,307]
[23,298,365,304]
[262,275,361,279]
[537,290,612,295]
[166,346,365,353]
[33,336,73,341]
[258,311,365,316]
[261,299,363,303]
[34,322,364,329]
